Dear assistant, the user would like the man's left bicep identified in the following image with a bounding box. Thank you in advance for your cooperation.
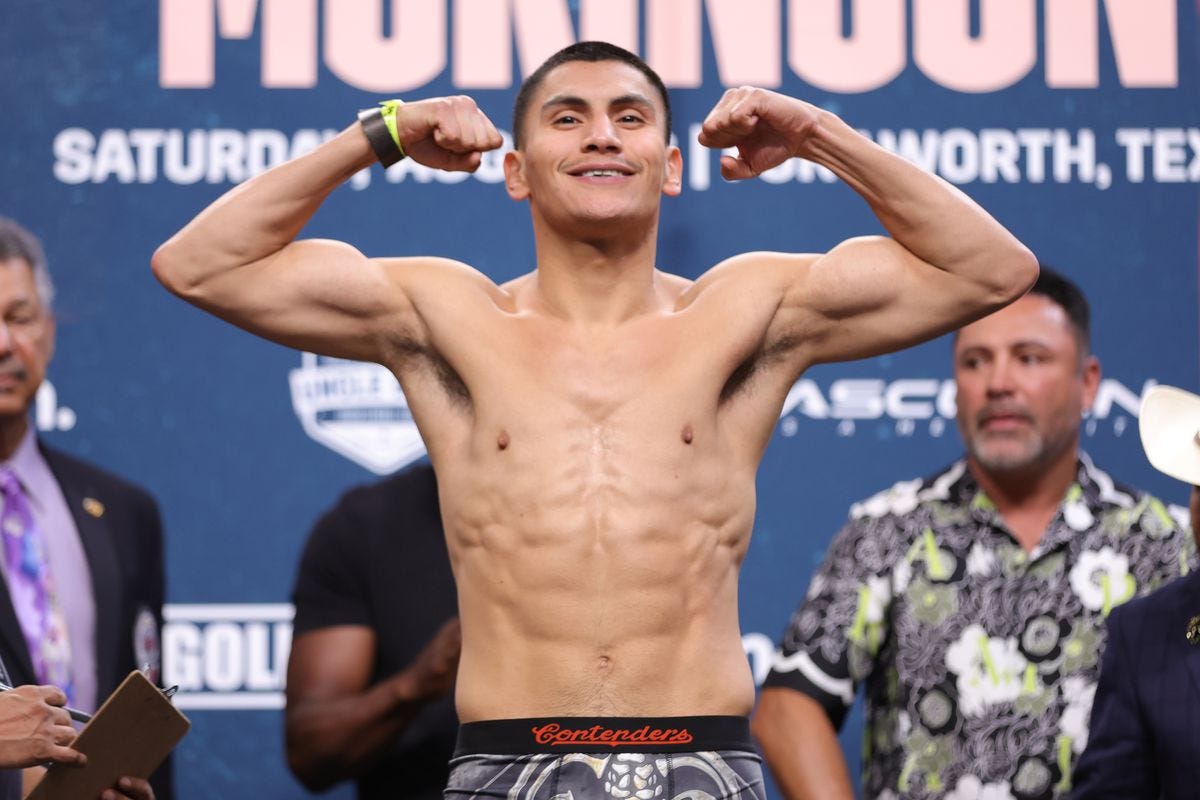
[795,236,998,364]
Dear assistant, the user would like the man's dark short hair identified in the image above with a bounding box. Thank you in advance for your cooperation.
[511,41,673,149]
[0,216,54,307]
[1027,265,1091,355]
[952,265,1091,360]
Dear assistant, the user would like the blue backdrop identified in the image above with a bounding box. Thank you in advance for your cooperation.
[2,1,1198,797]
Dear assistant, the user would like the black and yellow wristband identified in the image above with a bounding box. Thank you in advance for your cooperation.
[357,99,407,167]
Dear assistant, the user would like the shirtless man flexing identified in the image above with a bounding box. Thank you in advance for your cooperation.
[153,43,1036,798]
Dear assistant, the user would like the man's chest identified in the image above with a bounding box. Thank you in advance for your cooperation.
[397,306,790,429]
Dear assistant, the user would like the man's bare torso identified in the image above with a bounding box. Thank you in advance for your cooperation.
[389,264,802,722]
[149,66,1036,728]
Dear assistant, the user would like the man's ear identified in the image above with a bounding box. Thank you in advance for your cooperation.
[662,145,683,197]
[1080,354,1101,413]
[43,311,56,365]
[504,151,529,201]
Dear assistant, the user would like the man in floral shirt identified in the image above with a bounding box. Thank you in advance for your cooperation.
[753,268,1193,800]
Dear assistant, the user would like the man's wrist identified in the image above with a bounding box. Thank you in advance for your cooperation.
[390,667,432,707]
[796,107,866,169]
[357,99,407,167]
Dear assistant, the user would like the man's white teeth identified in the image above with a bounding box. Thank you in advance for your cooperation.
[583,170,620,177]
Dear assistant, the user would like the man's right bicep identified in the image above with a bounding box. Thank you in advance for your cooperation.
[187,239,431,363]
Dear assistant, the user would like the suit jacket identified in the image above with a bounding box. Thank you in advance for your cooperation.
[1071,570,1200,799]
[0,442,170,798]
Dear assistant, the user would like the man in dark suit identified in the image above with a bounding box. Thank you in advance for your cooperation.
[1071,385,1200,799]
[0,217,166,800]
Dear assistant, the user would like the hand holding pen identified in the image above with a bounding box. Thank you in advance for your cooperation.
[0,683,85,769]
[0,666,179,727]
[0,680,91,723]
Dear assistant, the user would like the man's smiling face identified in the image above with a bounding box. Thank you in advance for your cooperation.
[503,59,682,229]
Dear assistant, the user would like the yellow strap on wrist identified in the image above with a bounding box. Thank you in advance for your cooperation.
[378,99,406,159]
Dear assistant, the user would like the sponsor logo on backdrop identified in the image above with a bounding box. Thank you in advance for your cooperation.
[34,381,75,432]
[776,376,1152,440]
[158,0,1178,92]
[289,353,427,475]
[49,124,1200,191]
[162,604,293,710]
[47,4,1199,190]
[161,602,772,710]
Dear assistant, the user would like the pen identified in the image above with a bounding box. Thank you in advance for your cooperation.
[0,681,91,724]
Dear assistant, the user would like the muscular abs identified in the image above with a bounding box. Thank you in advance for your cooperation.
[397,284,786,723]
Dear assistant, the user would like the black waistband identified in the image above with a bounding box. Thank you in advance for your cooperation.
[454,715,753,756]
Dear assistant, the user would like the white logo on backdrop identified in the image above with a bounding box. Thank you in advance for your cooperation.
[35,381,75,432]
[288,353,427,475]
[162,604,293,710]
[776,377,1153,439]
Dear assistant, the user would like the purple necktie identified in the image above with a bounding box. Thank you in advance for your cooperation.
[0,467,73,701]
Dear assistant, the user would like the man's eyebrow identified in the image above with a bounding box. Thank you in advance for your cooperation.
[540,93,656,114]
[957,338,1054,355]
[540,94,586,114]
[610,93,655,111]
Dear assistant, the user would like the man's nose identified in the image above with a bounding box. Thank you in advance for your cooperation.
[583,116,620,151]
[0,323,14,355]
[985,356,1016,395]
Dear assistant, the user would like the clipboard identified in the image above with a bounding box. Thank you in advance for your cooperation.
[27,671,190,800]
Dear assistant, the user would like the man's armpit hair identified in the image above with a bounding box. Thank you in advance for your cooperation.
[391,339,472,406]
[719,333,804,403]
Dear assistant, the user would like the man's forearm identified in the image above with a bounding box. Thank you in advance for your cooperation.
[801,109,1033,295]
[752,688,855,800]
[152,125,375,297]
[284,666,439,792]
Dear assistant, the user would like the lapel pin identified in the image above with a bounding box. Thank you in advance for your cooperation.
[82,497,105,518]
[1187,615,1200,646]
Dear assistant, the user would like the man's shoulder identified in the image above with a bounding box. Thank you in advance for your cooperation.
[846,460,968,524]
[1118,570,1196,619]
[296,463,448,596]
[1079,455,1190,528]
[334,463,438,517]
[38,440,158,507]
[1107,571,1199,653]
[308,462,442,552]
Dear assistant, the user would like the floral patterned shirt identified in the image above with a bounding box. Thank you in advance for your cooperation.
[762,456,1193,800]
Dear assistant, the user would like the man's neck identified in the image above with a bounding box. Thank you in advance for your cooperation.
[0,417,29,462]
[967,445,1081,552]
[529,216,664,324]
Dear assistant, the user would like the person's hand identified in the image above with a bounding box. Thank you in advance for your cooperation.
[698,88,823,180]
[98,775,154,800]
[407,617,462,700]
[393,97,504,173]
[0,685,83,769]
